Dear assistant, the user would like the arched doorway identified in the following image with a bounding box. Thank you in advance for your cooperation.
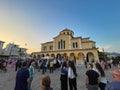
[40,54,45,59]
[46,54,49,56]
[86,52,94,63]
[51,54,55,58]
[38,55,40,59]
[69,53,75,60]
[63,53,68,60]
[56,54,61,60]
[78,53,84,64]
[33,55,36,59]
[41,54,44,57]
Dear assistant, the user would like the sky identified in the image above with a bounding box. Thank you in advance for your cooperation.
[0,0,120,53]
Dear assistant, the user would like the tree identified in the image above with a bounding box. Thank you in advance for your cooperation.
[98,51,107,62]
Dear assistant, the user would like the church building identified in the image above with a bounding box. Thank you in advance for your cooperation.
[33,29,99,64]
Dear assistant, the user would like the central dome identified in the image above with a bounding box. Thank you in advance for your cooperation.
[59,29,74,36]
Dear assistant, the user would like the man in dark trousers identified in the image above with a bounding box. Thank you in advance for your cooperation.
[14,61,30,90]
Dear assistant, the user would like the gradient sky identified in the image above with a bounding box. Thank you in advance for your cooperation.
[0,0,120,53]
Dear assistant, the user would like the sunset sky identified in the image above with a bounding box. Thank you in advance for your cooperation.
[0,0,120,53]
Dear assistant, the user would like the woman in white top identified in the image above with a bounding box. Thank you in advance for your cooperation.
[94,62,107,90]
[68,60,77,90]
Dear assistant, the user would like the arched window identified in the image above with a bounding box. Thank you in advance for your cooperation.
[49,46,53,50]
[61,39,63,49]
[58,40,65,49]
[44,46,47,50]
[76,42,78,48]
[73,42,78,48]
[58,41,60,49]
[63,40,65,49]
[67,32,69,35]
[73,43,75,48]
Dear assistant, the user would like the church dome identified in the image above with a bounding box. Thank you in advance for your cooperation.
[59,29,74,36]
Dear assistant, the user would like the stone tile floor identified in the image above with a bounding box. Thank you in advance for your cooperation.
[0,64,116,90]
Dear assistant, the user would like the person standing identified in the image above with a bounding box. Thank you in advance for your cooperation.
[41,60,46,74]
[15,60,19,71]
[94,62,107,90]
[60,61,68,90]
[105,70,120,90]
[84,60,87,68]
[50,60,54,73]
[14,61,30,90]
[85,63,100,90]
[28,62,35,90]
[38,60,42,72]
[68,61,77,90]
[53,59,57,70]
[18,60,22,70]
[11,59,15,70]
[3,60,7,72]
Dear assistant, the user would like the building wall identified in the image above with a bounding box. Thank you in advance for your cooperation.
[82,42,91,49]
[11,45,20,56]
[32,29,99,64]
[3,44,12,55]
[0,41,4,54]
[82,38,90,42]
[3,43,27,59]
[41,42,53,51]
[71,38,81,49]
[54,34,70,50]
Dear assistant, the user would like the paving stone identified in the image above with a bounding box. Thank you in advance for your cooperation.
[0,65,116,90]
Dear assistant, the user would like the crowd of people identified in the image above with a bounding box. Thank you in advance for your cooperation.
[0,58,120,90]
[13,59,77,90]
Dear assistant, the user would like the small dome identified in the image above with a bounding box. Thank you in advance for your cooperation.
[60,29,74,36]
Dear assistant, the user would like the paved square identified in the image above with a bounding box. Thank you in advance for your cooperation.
[0,65,115,90]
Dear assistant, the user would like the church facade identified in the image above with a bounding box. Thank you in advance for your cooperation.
[33,29,99,64]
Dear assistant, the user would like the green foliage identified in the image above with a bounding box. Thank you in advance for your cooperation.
[98,51,107,61]
[110,56,120,60]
